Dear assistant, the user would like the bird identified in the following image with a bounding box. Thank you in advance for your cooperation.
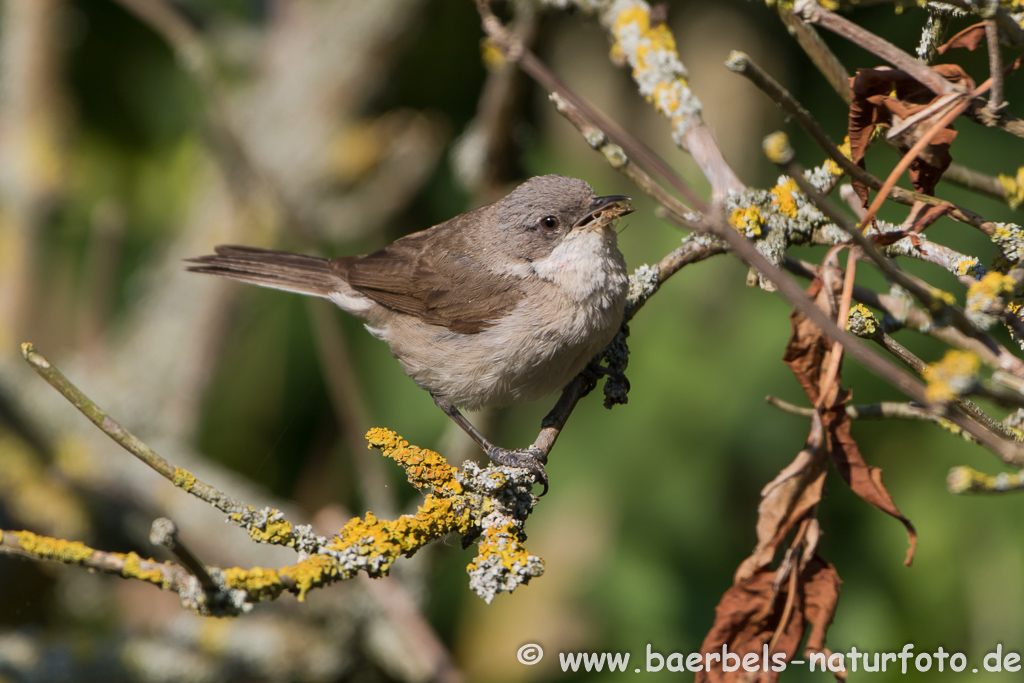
[186,174,633,488]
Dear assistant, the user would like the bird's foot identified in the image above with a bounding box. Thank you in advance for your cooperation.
[486,445,549,496]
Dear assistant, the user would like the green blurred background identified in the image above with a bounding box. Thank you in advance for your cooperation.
[3,0,1024,681]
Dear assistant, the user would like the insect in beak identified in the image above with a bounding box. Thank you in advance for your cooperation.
[574,195,634,230]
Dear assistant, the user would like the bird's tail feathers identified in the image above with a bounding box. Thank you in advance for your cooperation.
[186,245,343,298]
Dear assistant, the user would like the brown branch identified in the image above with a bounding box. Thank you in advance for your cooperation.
[549,93,699,228]
[777,8,851,103]
[986,18,1005,115]
[762,140,1024,466]
[725,50,998,235]
[943,163,1010,202]
[794,0,959,96]
[766,395,976,441]
[1,528,192,589]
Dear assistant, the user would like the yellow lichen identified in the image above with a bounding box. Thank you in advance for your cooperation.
[335,495,471,571]
[970,271,1017,300]
[771,177,800,218]
[122,551,166,587]
[222,566,286,602]
[846,303,879,337]
[247,516,294,546]
[612,4,689,117]
[730,206,763,237]
[956,258,982,277]
[998,166,1024,209]
[281,555,339,602]
[15,530,94,564]
[466,520,542,578]
[932,289,957,307]
[614,6,679,63]
[821,137,851,176]
[936,417,963,437]
[366,428,463,496]
[922,350,981,403]
[172,467,197,492]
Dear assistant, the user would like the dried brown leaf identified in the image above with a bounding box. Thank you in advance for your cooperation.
[735,447,826,583]
[848,65,973,203]
[697,557,841,683]
[783,277,917,565]
[827,395,918,566]
[936,22,987,54]
[782,279,834,401]
[802,557,841,652]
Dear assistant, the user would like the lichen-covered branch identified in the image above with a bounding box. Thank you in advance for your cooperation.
[545,0,744,196]
[15,343,546,605]
[0,426,544,610]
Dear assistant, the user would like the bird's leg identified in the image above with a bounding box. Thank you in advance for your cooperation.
[432,394,548,493]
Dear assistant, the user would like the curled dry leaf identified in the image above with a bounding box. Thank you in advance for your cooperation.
[699,278,915,681]
[828,398,918,566]
[902,201,952,235]
[783,278,917,565]
[848,64,973,206]
[936,22,987,55]
[696,557,841,683]
[734,446,827,584]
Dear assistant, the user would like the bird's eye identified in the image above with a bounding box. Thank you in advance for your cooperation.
[540,215,559,231]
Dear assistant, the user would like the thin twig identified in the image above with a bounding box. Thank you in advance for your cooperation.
[760,146,1024,465]
[20,343,250,516]
[943,163,1009,202]
[549,93,699,228]
[781,155,1015,369]
[986,18,1005,115]
[767,395,975,441]
[794,0,958,97]
[0,529,193,589]
[948,465,1024,494]
[777,8,850,103]
[783,255,1010,372]
[817,251,857,410]
[725,50,998,235]
[870,330,1017,440]
[150,517,217,592]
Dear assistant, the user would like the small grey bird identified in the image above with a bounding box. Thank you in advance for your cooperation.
[187,175,632,487]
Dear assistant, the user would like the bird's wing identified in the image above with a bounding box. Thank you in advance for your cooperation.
[336,222,525,334]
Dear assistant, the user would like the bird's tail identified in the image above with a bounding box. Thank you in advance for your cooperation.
[186,245,345,298]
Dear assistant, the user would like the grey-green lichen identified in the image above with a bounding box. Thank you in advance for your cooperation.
[991,222,1024,266]
[965,271,1016,331]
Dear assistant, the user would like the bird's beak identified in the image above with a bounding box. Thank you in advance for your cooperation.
[574,195,635,230]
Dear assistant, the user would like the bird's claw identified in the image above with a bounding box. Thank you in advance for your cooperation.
[486,446,549,496]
